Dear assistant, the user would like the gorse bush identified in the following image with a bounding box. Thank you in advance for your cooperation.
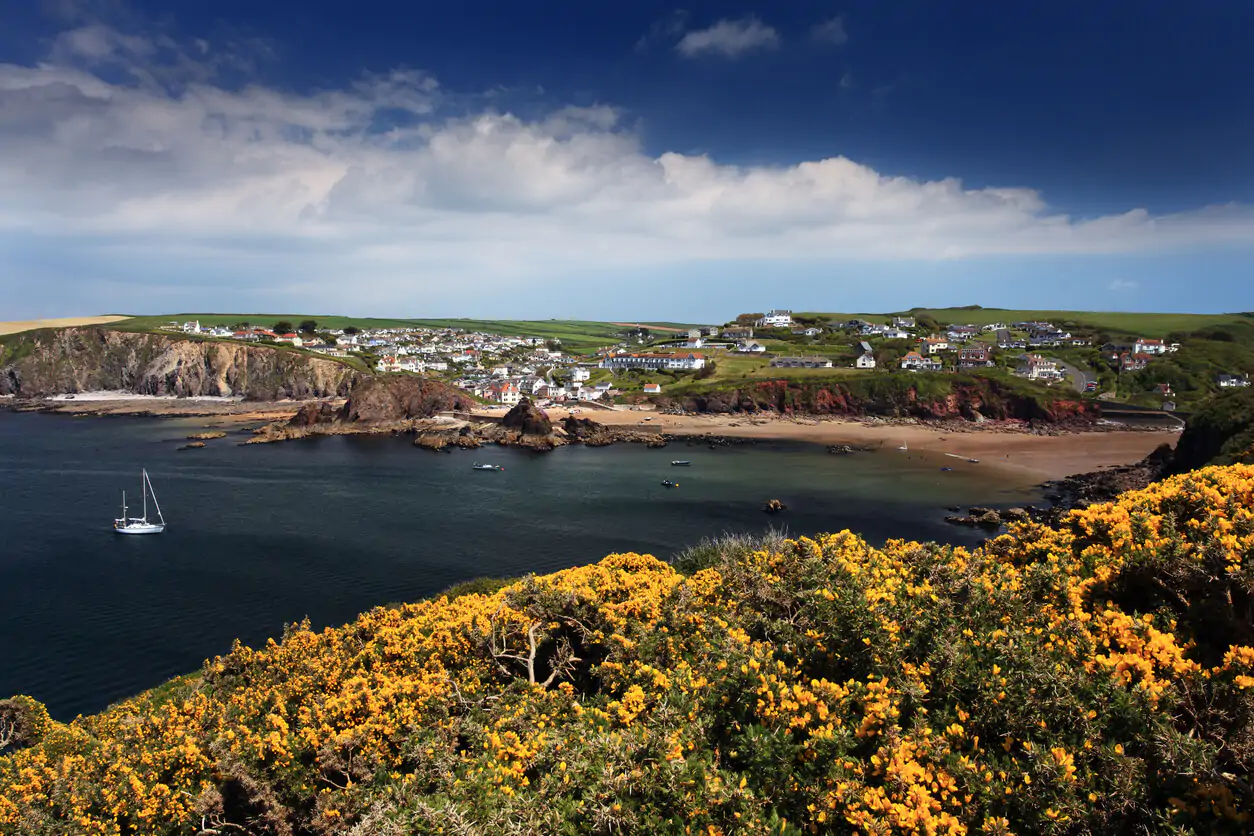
[3,466,1254,834]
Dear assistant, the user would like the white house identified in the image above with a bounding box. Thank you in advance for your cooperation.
[1018,354,1061,381]
[855,341,876,369]
[757,309,794,328]
[900,351,942,372]
[769,356,833,369]
[489,382,522,405]
[569,367,591,382]
[642,383,662,395]
[737,340,766,354]
[1217,373,1251,388]
[1133,338,1169,355]
[892,316,916,329]
[919,337,950,355]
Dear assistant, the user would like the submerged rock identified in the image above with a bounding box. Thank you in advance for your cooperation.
[763,499,787,514]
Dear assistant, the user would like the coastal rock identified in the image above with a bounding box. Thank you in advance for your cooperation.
[289,401,339,427]
[1040,443,1174,521]
[178,441,206,450]
[339,376,476,424]
[0,327,355,400]
[500,397,552,436]
[1001,507,1030,523]
[186,431,226,440]
[945,510,1001,529]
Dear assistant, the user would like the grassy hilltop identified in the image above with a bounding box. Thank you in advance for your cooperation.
[3,457,1254,833]
[801,307,1253,339]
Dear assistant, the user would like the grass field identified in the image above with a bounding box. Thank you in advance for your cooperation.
[800,308,1252,338]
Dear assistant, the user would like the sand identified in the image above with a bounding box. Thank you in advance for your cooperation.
[540,407,1176,482]
[0,316,131,336]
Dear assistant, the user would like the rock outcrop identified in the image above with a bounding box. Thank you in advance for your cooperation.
[336,375,476,423]
[500,398,553,436]
[0,328,355,400]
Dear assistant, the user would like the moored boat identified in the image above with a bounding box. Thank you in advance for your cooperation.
[472,463,504,471]
[661,480,679,488]
[113,469,166,535]
[671,460,691,466]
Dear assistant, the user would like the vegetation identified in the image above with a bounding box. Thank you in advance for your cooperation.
[4,465,1254,833]
[1172,388,1254,471]
[798,308,1253,339]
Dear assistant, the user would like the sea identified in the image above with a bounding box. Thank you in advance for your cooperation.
[0,409,1042,720]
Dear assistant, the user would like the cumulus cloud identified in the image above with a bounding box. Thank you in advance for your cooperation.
[811,16,849,46]
[676,18,781,58]
[1,18,1253,314]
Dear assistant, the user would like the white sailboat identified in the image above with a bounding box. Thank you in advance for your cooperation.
[898,440,909,451]
[113,469,166,535]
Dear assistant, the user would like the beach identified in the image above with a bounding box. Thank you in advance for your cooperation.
[0,315,131,335]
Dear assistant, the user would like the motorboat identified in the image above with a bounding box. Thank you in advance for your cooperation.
[671,460,691,466]
[113,469,166,535]
[661,480,679,488]
[472,463,504,471]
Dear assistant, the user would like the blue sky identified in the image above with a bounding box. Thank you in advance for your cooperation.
[1,0,1251,320]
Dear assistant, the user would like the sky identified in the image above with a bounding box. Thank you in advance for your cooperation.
[1,0,1252,321]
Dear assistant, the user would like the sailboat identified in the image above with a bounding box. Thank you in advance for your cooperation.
[113,469,166,535]
[898,440,909,451]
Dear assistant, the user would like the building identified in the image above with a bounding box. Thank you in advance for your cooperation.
[722,327,754,340]
[919,337,950,355]
[1217,373,1251,388]
[1019,354,1062,380]
[958,345,993,369]
[900,351,942,372]
[892,316,916,329]
[757,310,794,328]
[599,352,706,371]
[1119,352,1152,373]
[569,367,591,382]
[275,333,303,347]
[642,383,662,395]
[1133,338,1169,355]
[736,341,766,354]
[792,327,823,338]
[855,341,876,369]
[769,356,834,369]
[488,382,521,405]
[946,325,980,342]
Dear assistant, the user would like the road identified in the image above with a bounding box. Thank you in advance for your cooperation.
[1053,358,1093,393]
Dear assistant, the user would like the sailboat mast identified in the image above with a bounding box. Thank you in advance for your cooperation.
[142,469,148,521]
[146,470,165,525]
[122,490,127,520]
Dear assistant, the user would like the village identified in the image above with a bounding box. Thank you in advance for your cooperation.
[161,310,1250,411]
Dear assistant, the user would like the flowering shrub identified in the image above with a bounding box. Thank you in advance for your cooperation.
[3,465,1253,834]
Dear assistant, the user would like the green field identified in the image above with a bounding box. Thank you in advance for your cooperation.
[798,307,1252,338]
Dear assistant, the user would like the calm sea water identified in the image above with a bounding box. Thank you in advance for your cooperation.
[0,410,1040,719]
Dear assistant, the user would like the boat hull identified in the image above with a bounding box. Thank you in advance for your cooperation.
[114,523,165,535]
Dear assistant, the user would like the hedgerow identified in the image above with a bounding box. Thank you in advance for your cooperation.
[3,465,1254,834]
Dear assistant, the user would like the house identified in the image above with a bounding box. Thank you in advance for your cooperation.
[958,345,993,368]
[599,352,706,371]
[687,329,703,341]
[684,336,706,349]
[995,329,1023,349]
[946,325,980,342]
[569,367,591,382]
[855,341,876,369]
[1119,352,1152,373]
[642,383,662,395]
[1217,373,1251,388]
[275,333,303,347]
[900,351,942,372]
[1018,354,1061,381]
[919,337,950,355]
[892,316,916,329]
[723,327,754,340]
[700,326,720,337]
[757,309,794,328]
[792,327,823,338]
[487,382,522,405]
[769,356,834,369]
[1133,338,1169,356]
[737,340,766,354]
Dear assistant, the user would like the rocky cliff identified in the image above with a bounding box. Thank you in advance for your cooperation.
[664,375,1099,426]
[0,328,356,400]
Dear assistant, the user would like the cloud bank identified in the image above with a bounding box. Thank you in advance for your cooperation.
[675,18,782,58]
[1,19,1252,314]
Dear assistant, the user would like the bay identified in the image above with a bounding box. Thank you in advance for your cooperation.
[0,410,1040,719]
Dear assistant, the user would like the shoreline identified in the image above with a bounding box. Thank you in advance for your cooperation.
[2,395,1177,482]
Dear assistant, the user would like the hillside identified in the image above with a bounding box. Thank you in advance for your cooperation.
[0,327,357,400]
[3,465,1253,833]
[799,307,1253,338]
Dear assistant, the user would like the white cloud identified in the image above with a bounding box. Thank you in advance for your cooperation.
[1109,278,1139,291]
[676,18,781,59]
[811,16,849,46]
[840,73,854,89]
[1,20,1253,313]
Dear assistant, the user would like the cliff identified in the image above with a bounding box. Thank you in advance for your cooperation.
[3,465,1253,832]
[0,328,356,400]
[664,374,1100,426]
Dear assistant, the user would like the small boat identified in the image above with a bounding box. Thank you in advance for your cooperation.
[898,441,908,451]
[113,469,166,535]
[472,463,504,471]
[661,480,679,488]
[940,467,952,472]
[671,460,691,466]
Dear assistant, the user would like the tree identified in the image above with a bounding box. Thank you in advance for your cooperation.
[736,313,765,326]
[344,326,361,335]
[272,320,295,334]
[298,319,318,333]
[0,695,50,754]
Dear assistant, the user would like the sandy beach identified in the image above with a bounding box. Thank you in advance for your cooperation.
[539,408,1177,482]
[0,316,130,335]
